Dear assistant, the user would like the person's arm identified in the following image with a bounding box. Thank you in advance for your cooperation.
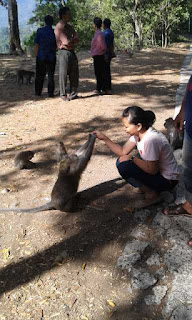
[94,131,136,156]
[174,93,185,131]
[34,43,38,57]
[132,157,159,175]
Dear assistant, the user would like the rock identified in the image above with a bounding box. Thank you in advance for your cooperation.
[133,209,151,222]
[146,253,161,266]
[144,285,168,305]
[155,268,165,280]
[131,268,157,290]
[116,240,150,271]
[170,305,192,320]
[163,263,192,317]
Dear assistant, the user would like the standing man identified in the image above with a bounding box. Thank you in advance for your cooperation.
[91,17,106,95]
[163,75,192,245]
[34,15,56,98]
[54,6,79,101]
[103,18,114,95]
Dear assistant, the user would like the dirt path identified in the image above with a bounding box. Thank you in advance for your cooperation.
[0,46,188,320]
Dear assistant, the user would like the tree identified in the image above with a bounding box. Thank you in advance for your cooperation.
[0,0,23,54]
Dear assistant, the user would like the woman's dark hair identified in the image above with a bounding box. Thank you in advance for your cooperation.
[103,18,111,28]
[44,15,54,26]
[59,6,70,19]
[93,17,102,29]
[122,106,156,129]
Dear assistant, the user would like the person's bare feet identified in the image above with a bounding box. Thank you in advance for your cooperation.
[182,201,192,215]
[188,239,192,246]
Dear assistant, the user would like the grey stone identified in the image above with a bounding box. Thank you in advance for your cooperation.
[170,305,192,320]
[152,211,172,230]
[117,252,141,271]
[131,268,157,290]
[155,267,166,280]
[146,253,161,266]
[133,209,151,222]
[116,239,150,271]
[163,263,192,317]
[144,285,168,305]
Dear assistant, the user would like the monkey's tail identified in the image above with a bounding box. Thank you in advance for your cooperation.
[0,202,53,213]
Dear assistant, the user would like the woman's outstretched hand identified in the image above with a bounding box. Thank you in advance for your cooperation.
[93,131,108,141]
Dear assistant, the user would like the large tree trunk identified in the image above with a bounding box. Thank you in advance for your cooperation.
[8,0,23,54]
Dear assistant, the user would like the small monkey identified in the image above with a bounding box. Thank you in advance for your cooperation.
[14,151,36,169]
[17,69,35,84]
[0,134,96,213]
[164,117,184,151]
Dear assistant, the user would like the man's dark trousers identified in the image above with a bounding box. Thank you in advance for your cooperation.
[93,55,106,92]
[104,59,112,90]
[35,57,56,97]
[58,49,79,97]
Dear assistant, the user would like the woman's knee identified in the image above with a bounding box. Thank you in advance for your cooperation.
[116,159,132,177]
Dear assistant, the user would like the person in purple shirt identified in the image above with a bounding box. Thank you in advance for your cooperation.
[163,75,192,245]
[90,17,106,95]
[103,18,114,94]
[34,15,56,97]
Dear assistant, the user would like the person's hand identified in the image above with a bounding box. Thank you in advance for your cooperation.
[93,131,108,141]
[174,112,184,131]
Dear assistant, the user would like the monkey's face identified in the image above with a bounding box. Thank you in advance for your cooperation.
[164,118,174,129]
[26,151,34,160]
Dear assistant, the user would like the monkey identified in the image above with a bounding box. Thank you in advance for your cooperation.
[17,69,35,84]
[125,49,133,58]
[0,134,96,213]
[164,117,184,151]
[14,151,36,169]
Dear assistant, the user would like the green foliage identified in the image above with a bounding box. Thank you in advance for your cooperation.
[26,0,192,50]
[23,31,36,48]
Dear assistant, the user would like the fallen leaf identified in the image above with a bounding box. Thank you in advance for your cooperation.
[107,300,116,308]
[2,248,10,260]
[81,263,86,270]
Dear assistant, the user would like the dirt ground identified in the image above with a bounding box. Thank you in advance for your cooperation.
[0,45,189,320]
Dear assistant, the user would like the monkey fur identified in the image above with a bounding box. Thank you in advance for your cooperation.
[0,134,96,213]
[55,141,68,162]
[17,69,35,84]
[14,151,36,170]
[164,117,184,151]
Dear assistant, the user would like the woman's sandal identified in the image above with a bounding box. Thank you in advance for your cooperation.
[163,204,192,217]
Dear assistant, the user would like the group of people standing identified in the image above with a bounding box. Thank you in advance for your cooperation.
[33,6,114,100]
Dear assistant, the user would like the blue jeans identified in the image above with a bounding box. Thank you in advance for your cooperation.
[116,158,178,192]
[182,131,192,203]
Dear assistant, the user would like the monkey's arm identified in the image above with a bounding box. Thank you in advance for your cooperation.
[76,134,96,173]
[75,134,92,157]
[34,44,38,57]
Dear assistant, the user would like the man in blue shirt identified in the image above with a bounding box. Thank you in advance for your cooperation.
[34,15,56,97]
[103,18,114,94]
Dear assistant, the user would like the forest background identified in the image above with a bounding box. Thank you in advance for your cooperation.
[1,0,192,55]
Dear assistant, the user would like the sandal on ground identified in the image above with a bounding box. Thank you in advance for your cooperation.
[163,204,192,217]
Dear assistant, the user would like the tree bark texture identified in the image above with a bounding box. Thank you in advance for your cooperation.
[8,0,23,54]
